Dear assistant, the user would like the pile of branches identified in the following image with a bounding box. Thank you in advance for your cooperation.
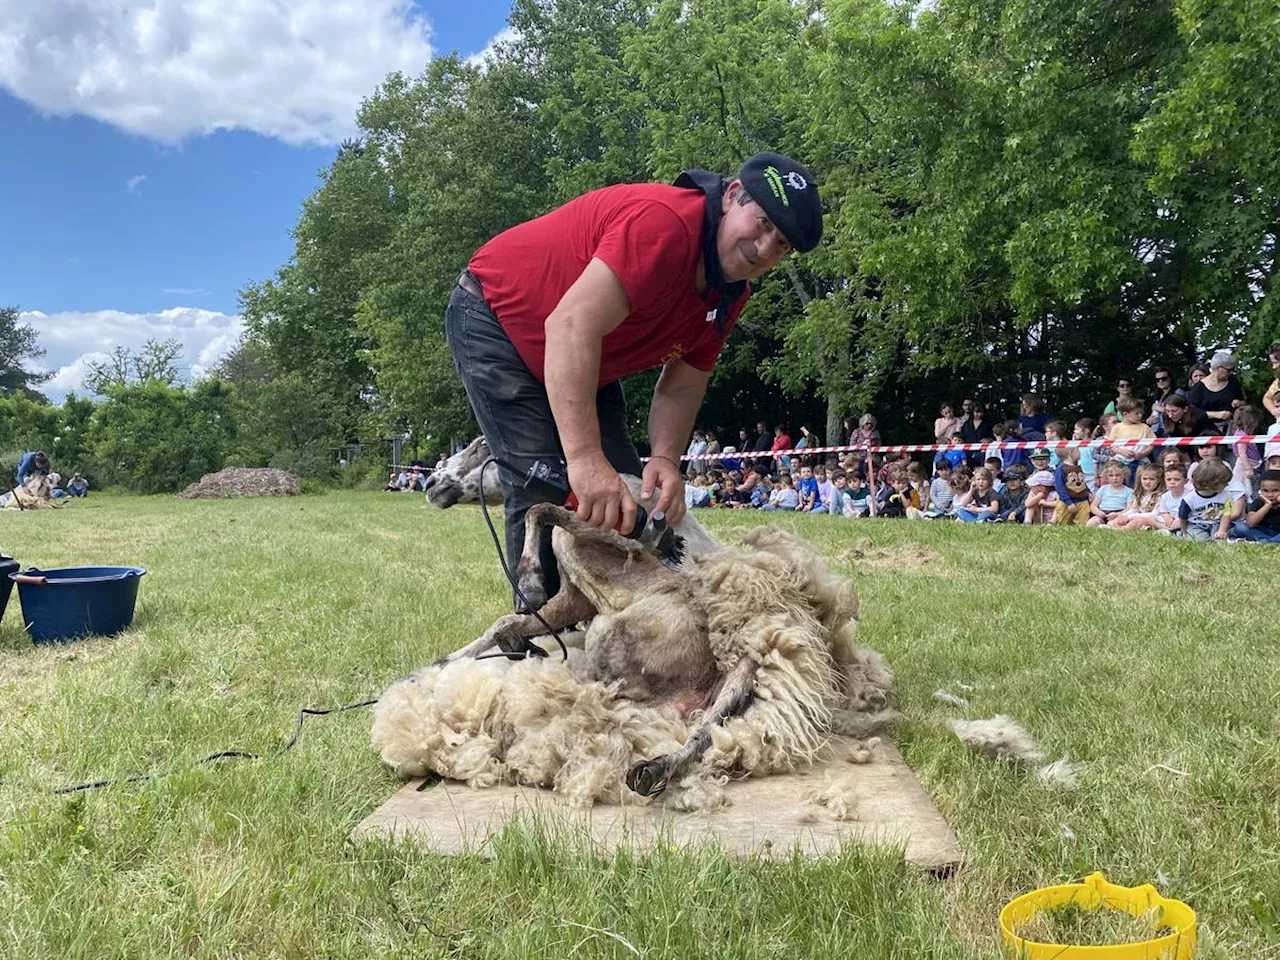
[177,467,301,499]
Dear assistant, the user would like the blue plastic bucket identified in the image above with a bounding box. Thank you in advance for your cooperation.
[10,566,147,644]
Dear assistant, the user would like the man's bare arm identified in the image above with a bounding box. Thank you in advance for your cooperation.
[543,258,630,464]
[648,360,711,463]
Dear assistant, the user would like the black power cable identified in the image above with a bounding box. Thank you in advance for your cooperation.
[0,698,378,795]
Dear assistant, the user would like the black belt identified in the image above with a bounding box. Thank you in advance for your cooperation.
[457,270,484,300]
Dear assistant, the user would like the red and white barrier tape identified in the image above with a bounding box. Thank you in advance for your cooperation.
[653,433,1280,463]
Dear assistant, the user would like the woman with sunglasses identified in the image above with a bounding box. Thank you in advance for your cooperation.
[1147,368,1185,431]
[1102,378,1134,419]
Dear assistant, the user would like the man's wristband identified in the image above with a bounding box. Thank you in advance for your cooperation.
[650,454,681,469]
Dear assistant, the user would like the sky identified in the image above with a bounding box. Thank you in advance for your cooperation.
[0,0,516,401]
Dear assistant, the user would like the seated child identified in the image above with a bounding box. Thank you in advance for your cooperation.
[1044,420,1070,469]
[1023,469,1059,524]
[879,469,917,518]
[716,476,753,508]
[1108,464,1164,531]
[826,470,848,515]
[1053,464,1092,525]
[763,475,799,511]
[843,473,873,516]
[684,474,713,508]
[984,457,1006,494]
[954,467,1000,522]
[1153,463,1187,533]
[1107,397,1155,483]
[1178,458,1235,540]
[1228,469,1280,543]
[67,472,89,497]
[996,466,1028,522]
[1088,461,1135,526]
[941,433,968,471]
[1075,418,1100,491]
[925,460,957,517]
[815,465,835,513]
[795,464,820,512]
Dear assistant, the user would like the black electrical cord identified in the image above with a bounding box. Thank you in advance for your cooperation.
[473,456,569,662]
[1,698,377,795]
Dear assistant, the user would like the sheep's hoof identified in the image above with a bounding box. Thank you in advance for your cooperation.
[496,635,548,659]
[626,757,671,797]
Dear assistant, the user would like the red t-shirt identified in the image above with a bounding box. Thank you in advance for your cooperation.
[468,183,748,386]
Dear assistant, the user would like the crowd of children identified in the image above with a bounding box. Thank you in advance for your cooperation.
[680,398,1280,544]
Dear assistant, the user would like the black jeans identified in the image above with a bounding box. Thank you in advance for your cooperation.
[444,276,643,603]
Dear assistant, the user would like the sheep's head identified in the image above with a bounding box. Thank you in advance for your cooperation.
[425,436,499,508]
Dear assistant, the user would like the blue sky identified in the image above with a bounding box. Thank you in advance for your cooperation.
[0,0,515,399]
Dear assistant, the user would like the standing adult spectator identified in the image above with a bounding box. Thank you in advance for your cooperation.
[1187,351,1246,425]
[934,403,962,445]
[703,430,722,471]
[797,425,819,458]
[771,424,793,474]
[1102,378,1134,418]
[752,420,774,473]
[686,429,708,477]
[1262,343,1280,422]
[960,402,995,465]
[737,427,752,453]
[1147,367,1185,431]
[851,415,882,476]
[1017,394,1050,439]
[1188,363,1209,389]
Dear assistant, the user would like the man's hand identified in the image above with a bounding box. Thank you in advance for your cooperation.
[568,455,637,534]
[641,456,686,524]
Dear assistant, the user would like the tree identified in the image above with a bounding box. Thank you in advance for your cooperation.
[84,339,182,394]
[0,305,51,400]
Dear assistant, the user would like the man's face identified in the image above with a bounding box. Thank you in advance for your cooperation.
[962,399,973,415]
[718,181,792,281]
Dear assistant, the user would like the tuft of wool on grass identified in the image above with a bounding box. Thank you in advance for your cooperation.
[951,715,1082,791]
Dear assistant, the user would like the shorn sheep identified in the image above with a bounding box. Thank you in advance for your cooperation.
[373,490,896,809]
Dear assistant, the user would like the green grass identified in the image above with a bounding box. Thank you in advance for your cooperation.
[0,493,1276,958]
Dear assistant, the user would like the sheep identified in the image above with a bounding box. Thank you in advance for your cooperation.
[372,504,896,809]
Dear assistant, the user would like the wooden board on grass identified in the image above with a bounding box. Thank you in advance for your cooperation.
[352,738,964,874]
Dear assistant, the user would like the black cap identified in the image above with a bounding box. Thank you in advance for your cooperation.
[736,152,823,252]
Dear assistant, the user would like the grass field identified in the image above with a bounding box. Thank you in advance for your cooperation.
[0,492,1276,959]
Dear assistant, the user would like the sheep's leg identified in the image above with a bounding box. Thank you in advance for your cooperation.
[515,502,645,611]
[435,582,596,664]
[626,657,758,798]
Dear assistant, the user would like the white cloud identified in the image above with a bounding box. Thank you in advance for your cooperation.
[161,287,205,295]
[125,174,147,194]
[465,27,519,69]
[0,0,434,146]
[22,306,244,400]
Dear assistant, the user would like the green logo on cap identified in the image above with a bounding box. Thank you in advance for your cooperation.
[763,165,790,207]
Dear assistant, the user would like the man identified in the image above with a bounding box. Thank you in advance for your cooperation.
[445,152,823,600]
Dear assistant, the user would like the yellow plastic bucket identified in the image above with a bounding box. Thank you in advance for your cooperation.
[1000,872,1197,959]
